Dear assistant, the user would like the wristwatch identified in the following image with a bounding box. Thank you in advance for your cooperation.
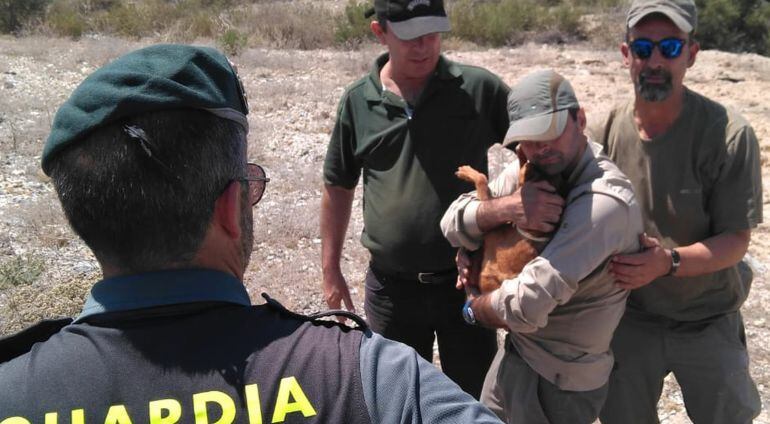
[667,248,681,276]
[462,299,477,325]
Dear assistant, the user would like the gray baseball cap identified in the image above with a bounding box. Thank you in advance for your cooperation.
[627,0,697,33]
[503,69,580,146]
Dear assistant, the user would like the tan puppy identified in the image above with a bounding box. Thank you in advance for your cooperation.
[456,152,567,294]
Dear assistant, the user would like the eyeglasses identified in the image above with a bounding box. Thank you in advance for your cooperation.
[241,163,270,205]
[629,38,686,60]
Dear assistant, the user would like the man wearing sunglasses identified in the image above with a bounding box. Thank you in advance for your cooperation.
[0,44,503,423]
[598,1,763,423]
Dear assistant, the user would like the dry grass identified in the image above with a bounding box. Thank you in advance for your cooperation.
[0,272,96,334]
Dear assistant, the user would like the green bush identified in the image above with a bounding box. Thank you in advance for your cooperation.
[47,0,87,38]
[0,0,49,33]
[219,28,247,56]
[448,0,586,46]
[334,0,374,45]
[696,0,770,55]
[0,255,45,289]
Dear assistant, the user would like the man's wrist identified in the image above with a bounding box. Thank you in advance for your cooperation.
[462,299,477,325]
[666,248,681,276]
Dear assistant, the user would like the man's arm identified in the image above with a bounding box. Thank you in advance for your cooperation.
[441,163,564,250]
[320,184,355,313]
[360,332,503,423]
[482,193,635,332]
[476,181,564,233]
[610,230,751,290]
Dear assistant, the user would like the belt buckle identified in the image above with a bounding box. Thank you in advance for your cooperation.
[417,272,439,284]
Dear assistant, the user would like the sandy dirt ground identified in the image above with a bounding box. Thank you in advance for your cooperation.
[0,36,768,422]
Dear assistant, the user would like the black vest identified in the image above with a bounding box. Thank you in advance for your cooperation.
[0,301,372,423]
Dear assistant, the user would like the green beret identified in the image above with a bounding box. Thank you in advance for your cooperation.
[42,44,249,175]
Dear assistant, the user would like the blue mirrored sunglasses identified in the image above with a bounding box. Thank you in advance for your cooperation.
[629,38,686,59]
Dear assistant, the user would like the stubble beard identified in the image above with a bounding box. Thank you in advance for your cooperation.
[240,185,254,271]
[637,68,673,102]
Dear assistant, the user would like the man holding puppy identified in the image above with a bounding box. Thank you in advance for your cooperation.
[441,69,643,423]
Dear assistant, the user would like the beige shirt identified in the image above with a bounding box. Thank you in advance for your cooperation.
[441,141,643,391]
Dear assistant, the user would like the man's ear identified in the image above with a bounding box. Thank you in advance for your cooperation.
[686,40,699,68]
[371,20,386,44]
[213,181,242,240]
[621,42,631,68]
[576,108,587,132]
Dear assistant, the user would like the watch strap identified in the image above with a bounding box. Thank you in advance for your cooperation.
[667,248,681,276]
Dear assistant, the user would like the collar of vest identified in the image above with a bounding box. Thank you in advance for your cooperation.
[75,269,251,323]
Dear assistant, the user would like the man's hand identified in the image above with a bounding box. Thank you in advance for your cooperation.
[476,181,564,233]
[610,233,671,290]
[514,180,565,232]
[455,248,481,299]
[322,269,355,322]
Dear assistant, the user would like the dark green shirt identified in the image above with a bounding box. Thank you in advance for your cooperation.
[600,88,763,321]
[323,54,509,274]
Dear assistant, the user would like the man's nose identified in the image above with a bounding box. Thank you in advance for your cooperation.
[530,142,550,154]
[646,46,667,67]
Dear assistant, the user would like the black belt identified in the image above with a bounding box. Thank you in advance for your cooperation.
[370,264,458,285]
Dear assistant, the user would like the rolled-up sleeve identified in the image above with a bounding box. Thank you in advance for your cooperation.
[489,191,633,333]
[440,163,521,251]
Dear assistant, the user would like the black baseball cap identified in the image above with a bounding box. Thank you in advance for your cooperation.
[366,0,450,40]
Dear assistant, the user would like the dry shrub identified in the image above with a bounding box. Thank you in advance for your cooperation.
[0,272,96,335]
[238,2,336,49]
[0,254,45,290]
[12,194,74,250]
[333,0,373,46]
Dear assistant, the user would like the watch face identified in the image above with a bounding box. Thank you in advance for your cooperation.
[668,249,681,276]
[671,249,681,264]
[463,301,476,325]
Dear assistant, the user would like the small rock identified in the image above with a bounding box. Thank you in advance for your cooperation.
[73,261,95,273]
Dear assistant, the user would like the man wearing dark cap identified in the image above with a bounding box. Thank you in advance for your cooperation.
[321,0,518,398]
[441,69,643,424]
[0,44,504,423]
[598,0,763,422]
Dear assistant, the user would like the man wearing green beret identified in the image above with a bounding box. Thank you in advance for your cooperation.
[598,0,762,422]
[0,44,503,423]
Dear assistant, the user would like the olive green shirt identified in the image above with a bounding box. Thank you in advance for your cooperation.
[323,54,509,274]
[600,88,763,321]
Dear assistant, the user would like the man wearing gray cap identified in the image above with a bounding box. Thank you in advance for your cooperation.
[0,44,504,423]
[598,0,763,422]
[441,69,643,424]
[321,0,513,398]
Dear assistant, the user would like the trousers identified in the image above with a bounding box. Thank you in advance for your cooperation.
[364,266,497,399]
[482,336,608,424]
[600,310,761,424]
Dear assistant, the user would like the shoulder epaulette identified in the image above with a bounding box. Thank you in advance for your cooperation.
[0,317,72,363]
[261,293,368,331]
